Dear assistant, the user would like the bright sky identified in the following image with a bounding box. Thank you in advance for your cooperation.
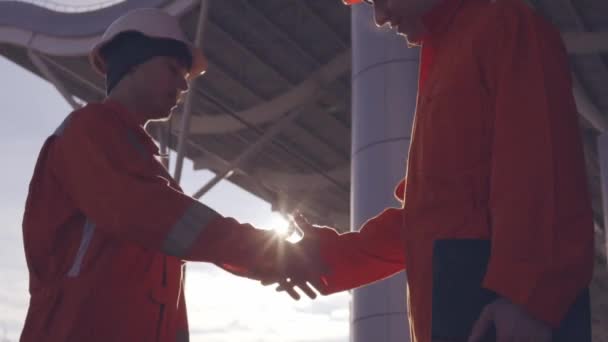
[0,55,350,341]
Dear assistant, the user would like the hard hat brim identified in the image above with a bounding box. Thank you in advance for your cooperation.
[186,43,208,80]
[343,0,372,5]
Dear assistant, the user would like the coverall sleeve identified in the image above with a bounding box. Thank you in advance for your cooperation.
[315,182,407,294]
[52,110,285,276]
[479,5,594,326]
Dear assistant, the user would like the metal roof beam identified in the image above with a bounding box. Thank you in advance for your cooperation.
[191,85,350,194]
[299,2,349,49]
[206,20,293,87]
[169,51,350,134]
[39,53,106,96]
[192,107,305,199]
[572,75,608,133]
[244,1,350,91]
[28,49,81,110]
[186,135,331,224]
[0,0,198,56]
[174,0,209,184]
[562,31,608,55]
[559,0,608,133]
[526,1,608,132]
[561,0,608,264]
[155,123,171,170]
[242,1,331,73]
[253,164,350,191]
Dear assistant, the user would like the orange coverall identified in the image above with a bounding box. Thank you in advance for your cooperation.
[315,1,594,341]
[21,101,286,341]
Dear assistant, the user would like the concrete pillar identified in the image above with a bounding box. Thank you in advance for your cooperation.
[597,134,608,269]
[350,5,419,342]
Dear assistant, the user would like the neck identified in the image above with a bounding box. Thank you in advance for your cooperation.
[405,0,451,44]
[105,90,150,126]
[105,87,151,125]
[106,90,139,115]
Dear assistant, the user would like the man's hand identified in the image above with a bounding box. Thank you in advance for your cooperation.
[261,213,335,300]
[260,278,319,300]
[468,297,552,342]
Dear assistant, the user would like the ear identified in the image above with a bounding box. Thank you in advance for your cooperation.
[117,68,140,93]
[123,66,142,85]
[127,65,139,76]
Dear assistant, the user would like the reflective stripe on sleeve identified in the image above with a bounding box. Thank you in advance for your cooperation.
[176,329,189,342]
[67,219,96,277]
[162,202,221,257]
[53,114,73,137]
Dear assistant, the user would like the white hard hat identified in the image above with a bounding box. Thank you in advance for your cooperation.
[89,8,207,79]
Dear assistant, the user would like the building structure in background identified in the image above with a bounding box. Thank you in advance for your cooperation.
[0,0,607,340]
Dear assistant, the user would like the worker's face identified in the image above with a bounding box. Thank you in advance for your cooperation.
[128,56,189,121]
[369,0,439,38]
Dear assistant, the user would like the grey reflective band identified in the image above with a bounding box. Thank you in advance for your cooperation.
[162,202,221,257]
[176,329,189,342]
[67,219,96,277]
[53,114,73,136]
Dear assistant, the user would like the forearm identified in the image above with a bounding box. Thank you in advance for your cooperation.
[317,208,406,294]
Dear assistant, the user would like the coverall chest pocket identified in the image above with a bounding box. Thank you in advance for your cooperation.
[416,60,491,177]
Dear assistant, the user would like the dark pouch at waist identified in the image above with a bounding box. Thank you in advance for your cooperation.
[431,239,497,342]
[431,239,592,342]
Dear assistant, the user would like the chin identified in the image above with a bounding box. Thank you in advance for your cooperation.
[149,116,171,123]
[146,108,172,122]
[157,103,176,118]
[401,31,424,45]
[396,31,412,42]
[150,111,172,122]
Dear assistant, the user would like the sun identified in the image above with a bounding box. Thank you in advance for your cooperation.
[267,212,291,236]
[264,213,302,242]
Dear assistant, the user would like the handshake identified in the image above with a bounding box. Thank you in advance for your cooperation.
[243,214,338,301]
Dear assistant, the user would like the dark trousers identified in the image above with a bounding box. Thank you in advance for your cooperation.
[431,239,591,342]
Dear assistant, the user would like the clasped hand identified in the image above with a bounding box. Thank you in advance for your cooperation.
[259,214,331,300]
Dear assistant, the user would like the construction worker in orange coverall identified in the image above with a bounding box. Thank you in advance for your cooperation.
[269,0,595,341]
[20,8,320,342]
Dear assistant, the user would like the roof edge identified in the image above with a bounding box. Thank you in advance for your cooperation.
[0,0,197,56]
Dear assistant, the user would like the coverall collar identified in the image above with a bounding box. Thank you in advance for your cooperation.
[411,0,464,45]
[100,100,161,156]
[101,99,149,128]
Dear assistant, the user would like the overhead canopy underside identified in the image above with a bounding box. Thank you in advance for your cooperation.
[0,0,606,256]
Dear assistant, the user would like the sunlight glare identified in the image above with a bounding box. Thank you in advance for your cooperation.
[263,213,302,242]
[266,212,290,236]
